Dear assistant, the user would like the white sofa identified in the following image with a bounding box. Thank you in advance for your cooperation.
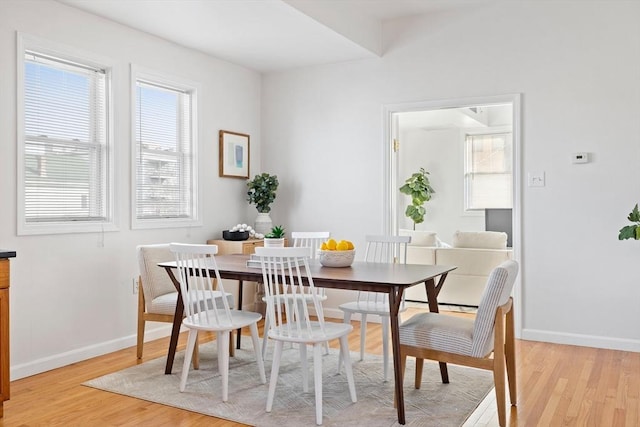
[400,230,512,307]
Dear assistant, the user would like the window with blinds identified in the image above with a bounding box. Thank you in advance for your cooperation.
[133,69,198,228]
[19,42,114,234]
[464,132,513,210]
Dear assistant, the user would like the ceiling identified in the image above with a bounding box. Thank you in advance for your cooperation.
[56,0,472,73]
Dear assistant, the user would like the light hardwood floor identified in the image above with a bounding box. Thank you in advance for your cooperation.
[2,307,639,426]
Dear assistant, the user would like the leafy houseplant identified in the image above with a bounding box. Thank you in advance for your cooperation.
[399,167,435,229]
[618,204,640,240]
[247,173,279,213]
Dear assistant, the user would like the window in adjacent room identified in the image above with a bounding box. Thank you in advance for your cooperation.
[464,132,513,211]
[132,66,200,229]
[17,35,115,235]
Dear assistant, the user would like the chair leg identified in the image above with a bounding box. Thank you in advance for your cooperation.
[179,329,198,392]
[192,339,200,370]
[249,322,267,384]
[301,342,309,392]
[313,343,323,425]
[415,358,424,389]
[493,315,507,426]
[136,285,145,359]
[218,331,230,402]
[266,341,284,413]
[339,336,357,403]
[493,356,507,426]
[262,313,271,360]
[381,316,389,382]
[337,311,352,374]
[359,313,368,361]
[505,308,517,405]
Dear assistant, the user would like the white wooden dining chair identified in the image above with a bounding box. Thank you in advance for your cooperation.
[399,260,519,427]
[170,243,266,401]
[338,234,411,381]
[255,246,357,426]
[261,231,331,359]
[137,244,234,363]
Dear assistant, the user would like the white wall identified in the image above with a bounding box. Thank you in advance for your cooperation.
[397,127,485,241]
[0,0,262,379]
[262,1,640,351]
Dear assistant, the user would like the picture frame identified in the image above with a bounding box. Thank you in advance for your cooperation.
[219,130,250,179]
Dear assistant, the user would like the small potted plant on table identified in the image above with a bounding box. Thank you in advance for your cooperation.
[264,225,286,247]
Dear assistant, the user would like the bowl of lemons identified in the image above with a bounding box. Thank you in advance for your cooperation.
[318,239,355,267]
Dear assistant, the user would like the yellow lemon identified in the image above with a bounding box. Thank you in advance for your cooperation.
[346,240,355,250]
[320,242,328,250]
[326,239,337,250]
[336,240,349,251]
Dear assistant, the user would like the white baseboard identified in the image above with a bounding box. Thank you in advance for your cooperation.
[11,324,176,381]
[521,328,640,352]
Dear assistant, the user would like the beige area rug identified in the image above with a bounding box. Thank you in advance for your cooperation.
[84,338,493,427]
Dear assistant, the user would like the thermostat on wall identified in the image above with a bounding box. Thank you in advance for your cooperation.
[572,152,589,164]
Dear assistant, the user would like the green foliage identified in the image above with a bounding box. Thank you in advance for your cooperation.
[265,225,285,238]
[399,167,435,226]
[247,173,278,213]
[618,203,640,240]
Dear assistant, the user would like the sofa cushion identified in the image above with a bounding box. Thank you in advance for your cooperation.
[436,248,512,276]
[399,229,437,247]
[406,246,436,265]
[452,231,507,249]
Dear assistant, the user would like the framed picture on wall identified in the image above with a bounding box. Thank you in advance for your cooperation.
[219,130,250,179]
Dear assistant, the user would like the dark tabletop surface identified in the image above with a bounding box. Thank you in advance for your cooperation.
[0,250,16,259]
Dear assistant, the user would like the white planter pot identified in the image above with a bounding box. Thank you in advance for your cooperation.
[254,212,272,235]
[263,238,285,248]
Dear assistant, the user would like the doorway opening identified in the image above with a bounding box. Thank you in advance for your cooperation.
[383,94,522,330]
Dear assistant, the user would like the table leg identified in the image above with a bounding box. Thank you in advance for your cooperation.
[236,280,244,349]
[165,293,184,374]
[164,267,184,375]
[389,287,406,425]
[425,278,449,383]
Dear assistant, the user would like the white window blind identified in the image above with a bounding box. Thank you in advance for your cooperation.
[23,50,110,224]
[464,132,513,210]
[134,79,196,222]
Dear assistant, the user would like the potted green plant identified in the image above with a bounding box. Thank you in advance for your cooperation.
[247,173,279,234]
[399,167,435,229]
[264,225,286,247]
[618,204,640,240]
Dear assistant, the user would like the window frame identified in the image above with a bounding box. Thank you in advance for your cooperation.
[130,64,201,230]
[463,127,513,212]
[16,33,117,236]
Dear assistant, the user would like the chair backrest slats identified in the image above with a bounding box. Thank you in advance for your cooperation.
[170,243,233,327]
[358,235,411,305]
[292,231,330,260]
[256,247,326,340]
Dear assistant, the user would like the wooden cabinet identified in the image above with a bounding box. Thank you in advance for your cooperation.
[207,238,265,256]
[0,253,14,419]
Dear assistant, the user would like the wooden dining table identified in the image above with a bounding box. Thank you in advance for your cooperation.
[159,254,455,425]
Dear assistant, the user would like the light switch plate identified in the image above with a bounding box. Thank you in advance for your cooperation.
[528,171,545,187]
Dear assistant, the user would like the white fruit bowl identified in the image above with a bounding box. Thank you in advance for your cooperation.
[318,249,355,268]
